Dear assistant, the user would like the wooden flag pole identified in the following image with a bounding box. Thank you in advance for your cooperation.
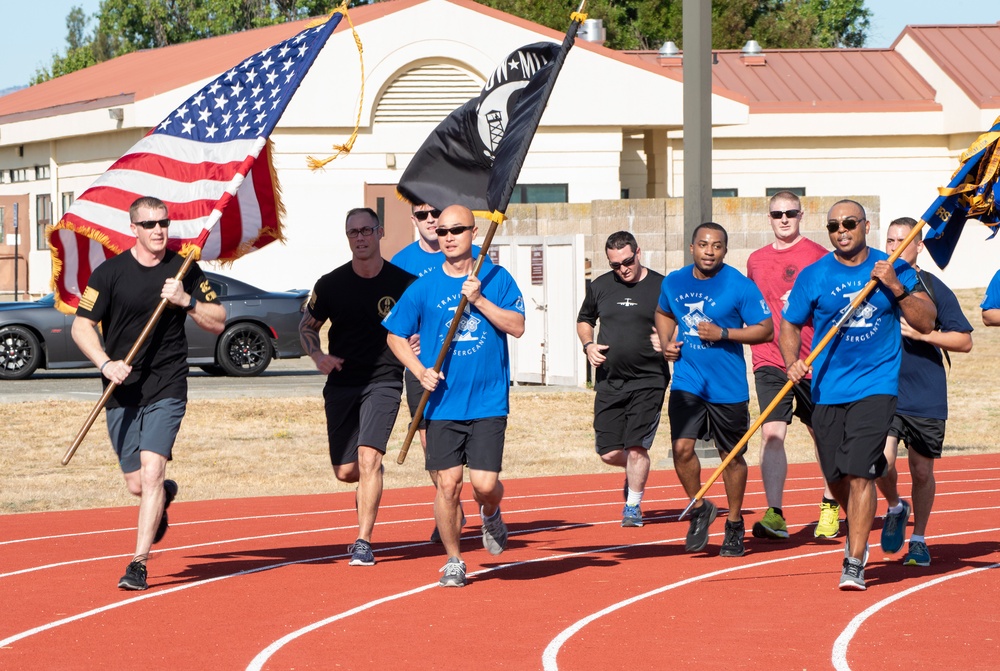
[61,254,196,466]
[396,214,503,465]
[677,219,929,520]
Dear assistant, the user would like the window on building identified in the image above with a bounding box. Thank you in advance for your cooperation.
[766,187,806,197]
[11,168,30,183]
[35,165,50,180]
[0,171,9,184]
[712,188,739,198]
[621,188,630,199]
[61,192,74,215]
[36,194,52,250]
[508,184,569,204]
[0,206,5,237]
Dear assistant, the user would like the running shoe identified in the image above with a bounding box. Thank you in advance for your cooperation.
[751,507,789,540]
[844,538,870,566]
[347,539,375,566]
[439,557,467,587]
[720,518,746,557]
[153,479,178,545]
[118,560,148,591]
[814,501,841,538]
[902,539,931,567]
[684,499,718,553]
[880,499,910,554]
[839,557,866,591]
[430,508,467,544]
[481,506,509,556]
[621,504,643,527]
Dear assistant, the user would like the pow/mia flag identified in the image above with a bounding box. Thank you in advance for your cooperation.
[396,38,572,214]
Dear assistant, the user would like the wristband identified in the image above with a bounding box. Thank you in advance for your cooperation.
[582,341,594,354]
[183,294,197,312]
[894,288,910,302]
[100,360,112,372]
[720,327,729,341]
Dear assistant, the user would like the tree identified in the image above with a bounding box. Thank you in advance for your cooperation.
[478,0,871,51]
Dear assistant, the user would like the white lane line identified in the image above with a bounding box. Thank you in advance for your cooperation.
[542,526,1000,671]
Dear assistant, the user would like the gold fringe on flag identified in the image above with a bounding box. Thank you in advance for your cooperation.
[307,2,365,170]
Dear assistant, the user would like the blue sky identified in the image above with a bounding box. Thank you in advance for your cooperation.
[2,1,999,92]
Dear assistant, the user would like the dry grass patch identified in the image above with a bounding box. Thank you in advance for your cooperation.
[2,288,997,514]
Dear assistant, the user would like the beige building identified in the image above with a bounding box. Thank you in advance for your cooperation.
[1,0,999,296]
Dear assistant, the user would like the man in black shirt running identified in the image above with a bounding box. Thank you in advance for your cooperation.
[577,231,669,527]
[299,207,414,567]
[73,196,226,591]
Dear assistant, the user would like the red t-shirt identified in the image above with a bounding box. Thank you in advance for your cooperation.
[746,237,827,372]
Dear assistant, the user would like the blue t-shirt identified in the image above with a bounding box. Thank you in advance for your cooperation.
[390,241,489,279]
[980,268,1000,310]
[382,263,524,420]
[782,249,919,405]
[898,270,972,419]
[657,264,770,404]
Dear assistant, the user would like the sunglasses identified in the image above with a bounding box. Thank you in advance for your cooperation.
[769,209,801,219]
[434,225,474,237]
[609,254,637,270]
[346,225,379,238]
[133,219,170,229]
[826,217,863,233]
[413,209,442,221]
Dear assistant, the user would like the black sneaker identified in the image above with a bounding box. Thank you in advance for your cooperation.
[685,499,718,553]
[118,560,148,590]
[153,480,178,545]
[720,518,746,557]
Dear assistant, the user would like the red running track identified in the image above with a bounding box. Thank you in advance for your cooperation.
[2,454,999,670]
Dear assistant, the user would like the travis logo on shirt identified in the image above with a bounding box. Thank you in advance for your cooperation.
[835,287,884,343]
[442,301,487,355]
[681,300,711,336]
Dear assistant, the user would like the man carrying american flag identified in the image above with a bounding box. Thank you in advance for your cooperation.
[72,196,226,591]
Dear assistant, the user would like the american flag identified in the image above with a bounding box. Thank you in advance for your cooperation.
[49,11,344,313]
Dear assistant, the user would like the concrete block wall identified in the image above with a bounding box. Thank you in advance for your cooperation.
[483,195,880,280]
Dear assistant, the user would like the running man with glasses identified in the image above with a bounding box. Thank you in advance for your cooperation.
[746,191,839,541]
[300,207,415,567]
[577,231,668,527]
[876,217,972,567]
[72,196,226,590]
[384,205,525,588]
[781,199,936,590]
[391,202,491,542]
[655,222,773,558]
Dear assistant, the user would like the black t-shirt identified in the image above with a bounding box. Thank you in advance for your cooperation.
[307,260,415,387]
[577,268,669,393]
[76,249,217,408]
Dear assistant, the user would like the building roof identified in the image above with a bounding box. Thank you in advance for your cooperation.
[896,23,1000,108]
[624,47,940,114]
[0,0,413,123]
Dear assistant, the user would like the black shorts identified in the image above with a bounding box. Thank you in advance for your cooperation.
[754,366,813,427]
[668,390,750,456]
[593,386,665,456]
[323,380,402,466]
[889,413,945,459]
[106,398,186,474]
[403,369,428,430]
[426,417,506,472]
[812,395,895,482]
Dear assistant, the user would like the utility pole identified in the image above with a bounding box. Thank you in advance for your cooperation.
[682,0,712,246]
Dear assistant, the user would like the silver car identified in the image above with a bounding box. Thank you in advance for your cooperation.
[0,272,309,380]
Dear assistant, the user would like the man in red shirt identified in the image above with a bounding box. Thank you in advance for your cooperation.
[746,191,838,540]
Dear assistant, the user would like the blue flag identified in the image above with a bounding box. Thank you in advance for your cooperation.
[922,115,1000,269]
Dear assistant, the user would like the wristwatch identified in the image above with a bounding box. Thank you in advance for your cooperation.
[583,341,594,354]
[183,294,197,312]
[720,327,729,341]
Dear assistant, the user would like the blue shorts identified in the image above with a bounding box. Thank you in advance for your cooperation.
[106,398,187,474]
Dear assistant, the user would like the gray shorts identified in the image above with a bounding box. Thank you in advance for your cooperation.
[106,398,187,474]
[324,380,403,465]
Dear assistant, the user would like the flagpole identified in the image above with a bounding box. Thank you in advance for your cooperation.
[396,4,587,465]
[61,254,197,466]
[677,220,928,520]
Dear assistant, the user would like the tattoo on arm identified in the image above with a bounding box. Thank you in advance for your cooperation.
[298,313,325,357]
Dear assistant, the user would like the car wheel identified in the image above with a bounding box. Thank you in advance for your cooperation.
[216,323,272,376]
[0,325,42,380]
